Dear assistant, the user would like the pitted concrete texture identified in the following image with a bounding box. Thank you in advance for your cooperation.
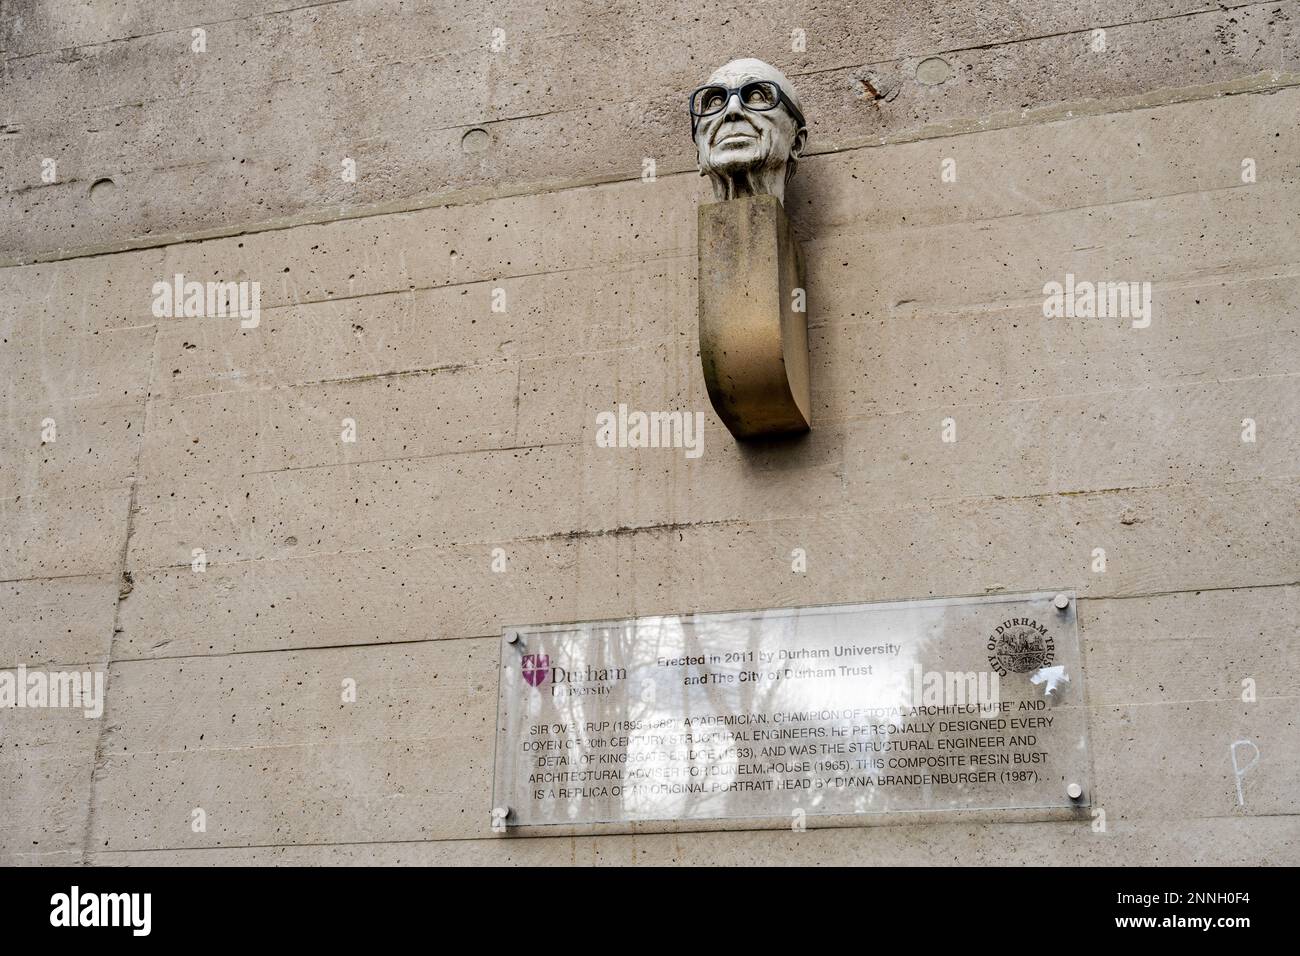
[0,1,1297,865]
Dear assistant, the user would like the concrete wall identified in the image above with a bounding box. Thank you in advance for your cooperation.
[1,0,1297,865]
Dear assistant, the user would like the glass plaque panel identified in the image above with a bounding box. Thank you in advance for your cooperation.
[492,591,1090,827]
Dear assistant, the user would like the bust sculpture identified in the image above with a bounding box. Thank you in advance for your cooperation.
[690,58,808,206]
[692,58,813,439]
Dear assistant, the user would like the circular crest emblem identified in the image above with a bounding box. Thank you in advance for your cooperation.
[987,620,1055,675]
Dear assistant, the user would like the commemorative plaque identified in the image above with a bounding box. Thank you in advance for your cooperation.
[491,592,1090,828]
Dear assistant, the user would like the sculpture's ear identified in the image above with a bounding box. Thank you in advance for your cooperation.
[785,126,809,185]
[790,126,808,161]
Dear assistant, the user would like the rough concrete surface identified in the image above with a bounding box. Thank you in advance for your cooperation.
[0,0,1297,865]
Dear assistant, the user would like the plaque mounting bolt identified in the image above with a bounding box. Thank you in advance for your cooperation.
[1067,783,1083,801]
[505,632,519,644]
[1053,594,1070,611]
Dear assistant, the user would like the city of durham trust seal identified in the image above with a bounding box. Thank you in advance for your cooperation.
[987,618,1056,676]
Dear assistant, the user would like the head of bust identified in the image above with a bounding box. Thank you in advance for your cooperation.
[690,58,808,206]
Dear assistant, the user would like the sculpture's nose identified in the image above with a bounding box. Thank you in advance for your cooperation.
[721,90,745,121]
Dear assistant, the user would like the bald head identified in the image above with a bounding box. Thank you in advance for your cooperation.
[705,58,806,127]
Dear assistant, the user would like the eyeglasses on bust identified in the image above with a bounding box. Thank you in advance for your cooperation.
[688,81,806,137]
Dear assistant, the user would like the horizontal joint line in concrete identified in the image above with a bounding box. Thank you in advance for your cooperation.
[228,440,581,478]
[105,579,1300,666]
[931,1,1270,59]
[0,569,121,586]
[2,0,362,63]
[922,474,1300,508]
[250,251,696,312]
[805,262,1300,328]
[86,831,575,856]
[5,75,1298,269]
[117,472,1298,579]
[821,371,1300,424]
[80,809,1300,859]
[815,183,1299,250]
